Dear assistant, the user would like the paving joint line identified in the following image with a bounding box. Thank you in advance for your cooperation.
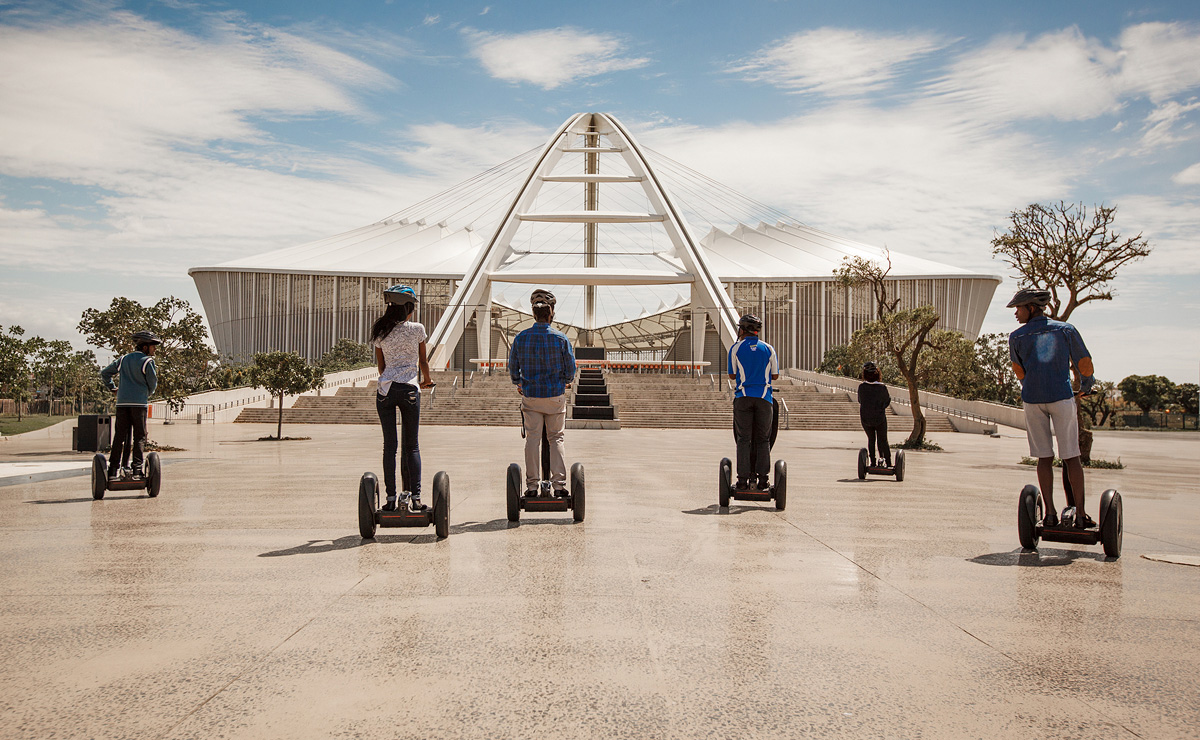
[160,573,370,738]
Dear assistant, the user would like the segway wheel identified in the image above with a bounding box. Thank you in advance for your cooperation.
[145,452,161,497]
[506,463,522,523]
[571,462,585,523]
[773,459,787,511]
[358,473,378,539]
[718,458,732,508]
[91,454,107,500]
[1017,484,1042,550]
[1099,489,1122,558]
[894,450,905,482]
[432,471,450,539]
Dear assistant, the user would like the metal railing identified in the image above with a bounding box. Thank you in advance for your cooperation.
[777,395,790,430]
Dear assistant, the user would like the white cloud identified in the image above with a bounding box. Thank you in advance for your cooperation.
[638,103,1072,272]
[423,15,440,26]
[1140,100,1200,148]
[928,28,1121,121]
[732,28,945,96]
[1115,22,1200,102]
[1173,162,1200,185]
[464,27,649,89]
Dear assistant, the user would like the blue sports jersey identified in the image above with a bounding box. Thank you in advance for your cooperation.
[728,336,779,402]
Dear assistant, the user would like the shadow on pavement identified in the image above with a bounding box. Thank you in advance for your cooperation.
[259,518,579,556]
[969,548,1113,567]
[682,504,779,516]
[26,495,148,504]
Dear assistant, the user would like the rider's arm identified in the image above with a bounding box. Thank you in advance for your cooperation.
[1008,334,1026,381]
[375,346,385,375]
[143,357,157,395]
[417,342,432,387]
[101,357,120,391]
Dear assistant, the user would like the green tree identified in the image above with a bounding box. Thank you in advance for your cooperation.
[63,350,105,414]
[1117,374,1176,415]
[0,326,39,421]
[32,339,73,415]
[834,253,942,446]
[970,333,1021,406]
[993,201,1152,462]
[1176,383,1199,415]
[817,343,872,378]
[206,360,254,390]
[1080,380,1116,427]
[78,296,217,412]
[249,351,325,440]
[318,338,373,373]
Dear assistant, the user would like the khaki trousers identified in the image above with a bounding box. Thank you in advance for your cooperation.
[521,393,568,490]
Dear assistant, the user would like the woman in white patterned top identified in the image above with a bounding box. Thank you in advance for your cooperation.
[371,285,433,511]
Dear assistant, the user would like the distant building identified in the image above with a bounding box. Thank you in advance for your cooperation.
[190,112,1000,369]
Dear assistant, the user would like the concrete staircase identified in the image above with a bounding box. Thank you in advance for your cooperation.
[235,370,955,433]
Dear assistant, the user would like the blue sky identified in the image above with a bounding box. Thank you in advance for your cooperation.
[1,0,1198,383]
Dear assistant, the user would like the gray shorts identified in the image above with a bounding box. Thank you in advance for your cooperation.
[1023,397,1080,460]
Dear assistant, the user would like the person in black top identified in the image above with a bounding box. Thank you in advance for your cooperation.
[857,361,892,467]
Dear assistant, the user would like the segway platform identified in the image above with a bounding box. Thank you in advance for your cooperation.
[1016,484,1123,558]
[90,452,162,500]
[857,448,905,481]
[358,471,450,539]
[719,457,787,509]
[507,462,585,522]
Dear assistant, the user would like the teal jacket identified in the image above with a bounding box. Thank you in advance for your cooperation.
[101,352,158,407]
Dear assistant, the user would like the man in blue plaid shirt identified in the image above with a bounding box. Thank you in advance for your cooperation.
[510,288,576,494]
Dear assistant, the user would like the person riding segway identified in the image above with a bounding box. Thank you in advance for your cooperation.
[506,288,584,523]
[93,330,163,499]
[719,314,786,509]
[856,360,904,480]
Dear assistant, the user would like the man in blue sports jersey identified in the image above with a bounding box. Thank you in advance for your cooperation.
[728,314,780,491]
[509,289,577,496]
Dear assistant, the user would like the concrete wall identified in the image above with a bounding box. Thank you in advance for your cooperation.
[786,369,1024,431]
[149,367,379,424]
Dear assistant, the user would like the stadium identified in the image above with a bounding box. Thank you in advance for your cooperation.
[189,112,1001,370]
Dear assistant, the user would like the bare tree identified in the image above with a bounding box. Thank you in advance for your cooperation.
[993,201,1152,461]
[835,253,941,446]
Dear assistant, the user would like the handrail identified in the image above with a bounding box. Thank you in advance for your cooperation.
[776,394,790,430]
[800,375,997,426]
[451,376,459,399]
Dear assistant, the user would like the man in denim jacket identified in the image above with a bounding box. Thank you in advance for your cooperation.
[1007,288,1095,528]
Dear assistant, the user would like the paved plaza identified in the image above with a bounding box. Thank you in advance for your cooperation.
[1,421,1197,739]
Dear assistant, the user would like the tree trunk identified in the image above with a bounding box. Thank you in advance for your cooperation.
[904,373,926,445]
[276,392,283,440]
[1075,395,1093,464]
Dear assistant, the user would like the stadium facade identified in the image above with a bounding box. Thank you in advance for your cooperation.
[190,112,1001,370]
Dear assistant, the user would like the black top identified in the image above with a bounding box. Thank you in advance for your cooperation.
[857,382,891,425]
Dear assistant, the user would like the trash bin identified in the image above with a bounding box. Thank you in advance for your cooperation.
[76,414,111,452]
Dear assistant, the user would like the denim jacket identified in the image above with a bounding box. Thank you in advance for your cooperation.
[1008,317,1090,405]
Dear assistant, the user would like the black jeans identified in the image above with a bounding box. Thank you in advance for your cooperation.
[376,382,421,497]
[863,420,891,464]
[733,396,773,483]
[110,406,147,474]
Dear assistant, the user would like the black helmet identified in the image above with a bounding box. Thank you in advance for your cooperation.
[531,289,556,309]
[738,314,762,333]
[131,330,161,347]
[1006,288,1052,309]
[863,361,878,373]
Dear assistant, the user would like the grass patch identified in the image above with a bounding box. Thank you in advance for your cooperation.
[257,436,312,442]
[895,438,943,451]
[146,441,186,452]
[0,415,74,436]
[1019,456,1124,469]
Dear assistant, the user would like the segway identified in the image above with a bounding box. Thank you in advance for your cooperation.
[1016,481,1123,558]
[90,451,162,500]
[719,397,786,510]
[857,448,905,481]
[506,425,584,523]
[358,465,450,540]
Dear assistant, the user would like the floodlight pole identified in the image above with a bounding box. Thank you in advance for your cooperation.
[584,122,599,347]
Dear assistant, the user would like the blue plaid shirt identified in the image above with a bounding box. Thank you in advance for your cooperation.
[510,323,576,398]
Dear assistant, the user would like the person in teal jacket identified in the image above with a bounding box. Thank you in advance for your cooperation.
[100,331,160,479]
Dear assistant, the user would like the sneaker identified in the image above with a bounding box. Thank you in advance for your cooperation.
[757,478,771,492]
[130,468,144,479]
[382,495,397,512]
[524,489,538,499]
[1076,512,1097,530]
[734,479,750,491]
[554,488,569,498]
[1042,509,1059,528]
[409,494,428,511]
